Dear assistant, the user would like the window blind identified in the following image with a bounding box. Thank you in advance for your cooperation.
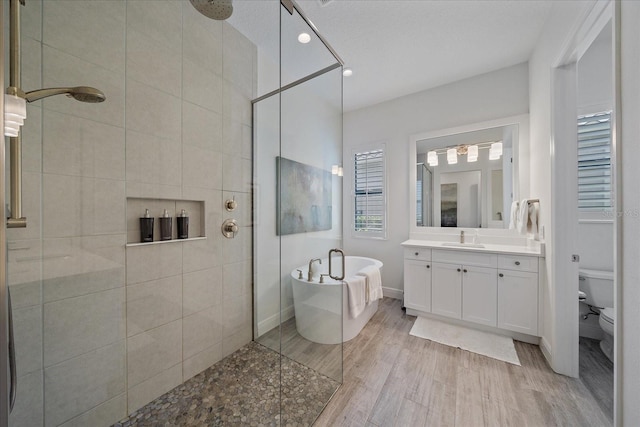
[354,149,385,234]
[577,111,612,210]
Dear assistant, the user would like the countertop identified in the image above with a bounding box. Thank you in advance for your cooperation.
[401,239,545,257]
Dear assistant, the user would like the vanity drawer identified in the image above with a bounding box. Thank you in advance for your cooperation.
[498,254,538,273]
[432,249,497,268]
[404,247,432,261]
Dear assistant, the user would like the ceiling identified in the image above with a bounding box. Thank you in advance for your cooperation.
[229,0,554,112]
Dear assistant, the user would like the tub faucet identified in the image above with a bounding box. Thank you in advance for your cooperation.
[460,230,465,244]
[308,258,322,282]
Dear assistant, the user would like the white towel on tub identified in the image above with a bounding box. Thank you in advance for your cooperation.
[357,265,383,302]
[345,276,367,319]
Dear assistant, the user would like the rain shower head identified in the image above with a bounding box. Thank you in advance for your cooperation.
[23,86,106,103]
[190,0,233,20]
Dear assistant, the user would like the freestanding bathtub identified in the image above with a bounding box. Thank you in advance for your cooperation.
[290,256,383,344]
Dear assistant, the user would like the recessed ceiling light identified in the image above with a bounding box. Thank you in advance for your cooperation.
[343,68,353,77]
[298,32,311,44]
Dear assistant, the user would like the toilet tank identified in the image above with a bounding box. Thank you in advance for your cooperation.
[579,268,613,308]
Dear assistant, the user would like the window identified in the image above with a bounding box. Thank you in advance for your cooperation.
[577,111,612,211]
[353,145,386,238]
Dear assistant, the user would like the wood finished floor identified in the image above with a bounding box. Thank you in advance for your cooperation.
[579,337,614,423]
[314,297,612,427]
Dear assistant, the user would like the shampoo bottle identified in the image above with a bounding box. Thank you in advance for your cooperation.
[177,209,189,239]
[140,209,154,242]
[159,209,172,241]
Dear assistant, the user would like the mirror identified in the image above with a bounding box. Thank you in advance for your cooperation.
[410,115,528,230]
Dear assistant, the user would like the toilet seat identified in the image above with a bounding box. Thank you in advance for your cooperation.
[601,307,615,324]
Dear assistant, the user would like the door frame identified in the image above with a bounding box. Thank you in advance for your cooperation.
[549,0,619,418]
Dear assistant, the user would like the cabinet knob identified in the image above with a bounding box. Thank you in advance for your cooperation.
[457,268,461,272]
[515,261,521,266]
[415,252,419,256]
[499,273,504,278]
[463,269,468,273]
[426,264,430,269]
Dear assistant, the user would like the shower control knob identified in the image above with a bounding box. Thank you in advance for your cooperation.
[221,219,239,238]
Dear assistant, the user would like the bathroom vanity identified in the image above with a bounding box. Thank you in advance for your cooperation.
[402,239,544,342]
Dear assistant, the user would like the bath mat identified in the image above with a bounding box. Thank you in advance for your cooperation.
[409,316,521,366]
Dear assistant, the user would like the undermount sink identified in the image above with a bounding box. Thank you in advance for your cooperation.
[441,242,485,249]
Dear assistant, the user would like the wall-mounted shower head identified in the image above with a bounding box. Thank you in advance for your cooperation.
[190,0,233,20]
[23,86,106,103]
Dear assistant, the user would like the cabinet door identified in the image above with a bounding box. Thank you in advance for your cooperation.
[462,266,498,327]
[498,269,539,335]
[404,260,431,312]
[431,262,461,319]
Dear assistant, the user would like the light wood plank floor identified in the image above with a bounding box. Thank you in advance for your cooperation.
[315,297,611,427]
[579,337,614,423]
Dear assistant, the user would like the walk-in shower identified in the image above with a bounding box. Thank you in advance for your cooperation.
[1,0,343,426]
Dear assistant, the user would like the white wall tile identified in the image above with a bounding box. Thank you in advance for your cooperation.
[183,268,222,316]
[182,237,222,273]
[127,0,183,54]
[44,287,125,367]
[126,81,182,142]
[42,46,125,128]
[6,172,42,241]
[183,144,223,190]
[222,116,242,156]
[127,275,182,337]
[125,130,182,187]
[126,181,183,201]
[42,235,125,303]
[9,370,43,427]
[223,260,252,301]
[127,320,182,387]
[21,38,42,108]
[223,24,256,98]
[21,0,42,41]
[127,27,181,97]
[222,291,252,339]
[43,0,125,73]
[183,58,224,113]
[126,243,182,285]
[182,101,223,152]
[13,305,43,377]
[183,305,223,359]
[126,363,182,414]
[43,110,125,180]
[222,323,252,358]
[222,154,243,193]
[44,340,126,427]
[60,393,126,427]
[183,342,223,382]
[182,17,223,75]
[223,81,251,125]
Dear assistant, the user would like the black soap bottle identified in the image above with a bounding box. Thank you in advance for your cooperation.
[159,209,172,241]
[140,209,154,242]
[177,209,189,239]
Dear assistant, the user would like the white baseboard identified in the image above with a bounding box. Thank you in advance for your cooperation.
[540,336,552,366]
[382,286,403,300]
[257,304,295,337]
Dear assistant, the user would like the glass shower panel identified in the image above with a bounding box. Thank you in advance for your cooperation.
[279,4,343,425]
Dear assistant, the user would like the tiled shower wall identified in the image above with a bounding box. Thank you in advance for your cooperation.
[6,1,255,425]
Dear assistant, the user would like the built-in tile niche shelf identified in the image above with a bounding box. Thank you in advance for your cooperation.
[126,197,205,246]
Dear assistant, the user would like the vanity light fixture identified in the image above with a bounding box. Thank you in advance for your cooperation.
[447,148,458,165]
[338,166,343,176]
[489,142,502,160]
[343,68,353,77]
[331,164,339,175]
[4,93,26,137]
[427,150,438,166]
[467,145,478,162]
[298,32,311,44]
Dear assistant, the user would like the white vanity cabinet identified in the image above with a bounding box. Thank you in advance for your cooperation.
[497,255,539,335]
[431,250,498,326]
[403,243,541,338]
[403,248,432,313]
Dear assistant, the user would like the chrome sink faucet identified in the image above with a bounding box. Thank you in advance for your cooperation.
[308,258,322,281]
[460,230,465,244]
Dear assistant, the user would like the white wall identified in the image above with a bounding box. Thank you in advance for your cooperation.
[620,1,640,423]
[343,63,529,296]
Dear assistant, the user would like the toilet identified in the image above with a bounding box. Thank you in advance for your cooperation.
[578,268,614,363]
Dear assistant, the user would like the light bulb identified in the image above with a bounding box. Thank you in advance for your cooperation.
[298,32,311,44]
[447,148,457,164]
[343,68,353,77]
[331,164,339,175]
[467,145,478,162]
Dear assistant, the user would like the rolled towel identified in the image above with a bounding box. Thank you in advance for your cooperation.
[508,201,519,229]
[345,276,367,319]
[357,265,383,302]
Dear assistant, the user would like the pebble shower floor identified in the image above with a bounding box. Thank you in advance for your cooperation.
[113,342,339,426]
